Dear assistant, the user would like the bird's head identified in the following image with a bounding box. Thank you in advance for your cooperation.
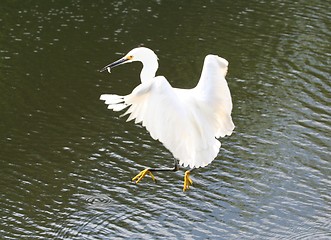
[99,47,158,73]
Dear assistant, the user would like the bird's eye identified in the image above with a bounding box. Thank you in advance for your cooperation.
[127,55,133,60]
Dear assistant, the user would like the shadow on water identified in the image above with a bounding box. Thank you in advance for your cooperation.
[1,0,331,239]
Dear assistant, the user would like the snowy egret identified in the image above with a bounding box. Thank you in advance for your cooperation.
[100,47,234,191]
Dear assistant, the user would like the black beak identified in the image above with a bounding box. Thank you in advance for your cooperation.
[99,58,128,73]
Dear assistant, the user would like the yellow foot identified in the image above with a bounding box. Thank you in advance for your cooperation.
[183,170,193,191]
[132,168,156,184]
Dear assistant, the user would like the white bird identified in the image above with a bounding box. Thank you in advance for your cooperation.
[99,47,234,191]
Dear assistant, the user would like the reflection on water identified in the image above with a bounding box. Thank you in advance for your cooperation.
[1,0,330,239]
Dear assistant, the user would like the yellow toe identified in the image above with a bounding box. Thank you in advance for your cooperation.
[132,169,156,183]
[183,170,193,191]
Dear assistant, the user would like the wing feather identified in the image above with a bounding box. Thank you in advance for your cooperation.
[194,55,235,138]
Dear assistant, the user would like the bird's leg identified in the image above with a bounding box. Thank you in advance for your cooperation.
[132,159,179,184]
[183,168,194,191]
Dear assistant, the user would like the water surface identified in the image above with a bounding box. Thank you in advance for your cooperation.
[1,0,330,239]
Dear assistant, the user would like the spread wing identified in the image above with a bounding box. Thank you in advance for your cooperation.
[194,55,235,138]
[100,55,234,168]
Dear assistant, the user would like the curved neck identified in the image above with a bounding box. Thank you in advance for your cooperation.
[140,59,158,83]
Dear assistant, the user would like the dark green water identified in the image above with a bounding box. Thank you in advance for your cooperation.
[1,1,330,239]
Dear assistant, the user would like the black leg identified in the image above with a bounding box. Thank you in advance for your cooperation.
[149,159,179,172]
[132,159,179,183]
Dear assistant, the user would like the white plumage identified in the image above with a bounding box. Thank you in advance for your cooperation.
[100,47,234,170]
